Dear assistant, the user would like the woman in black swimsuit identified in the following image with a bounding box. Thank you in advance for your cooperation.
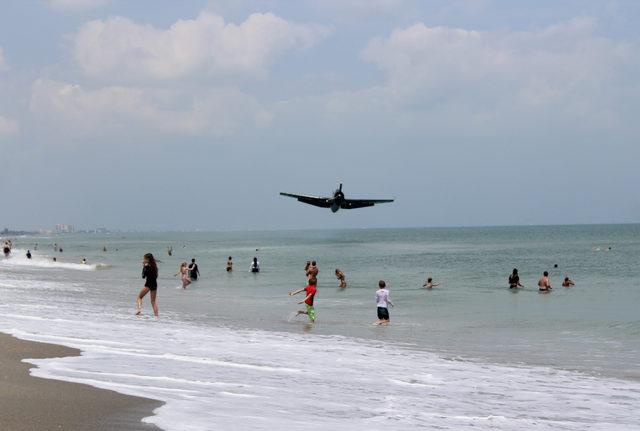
[136,253,159,316]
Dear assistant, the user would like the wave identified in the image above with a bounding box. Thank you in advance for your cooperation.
[2,313,639,431]
[0,249,109,271]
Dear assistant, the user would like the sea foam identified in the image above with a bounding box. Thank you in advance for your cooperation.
[2,308,639,431]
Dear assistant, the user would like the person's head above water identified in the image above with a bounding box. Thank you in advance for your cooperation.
[427,277,432,283]
[191,258,195,263]
[228,256,232,260]
[378,280,386,288]
[512,268,518,275]
[311,260,317,266]
[543,271,549,277]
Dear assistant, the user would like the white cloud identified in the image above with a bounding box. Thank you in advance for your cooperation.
[353,18,639,131]
[0,115,19,138]
[43,0,110,11]
[73,11,330,81]
[30,79,272,140]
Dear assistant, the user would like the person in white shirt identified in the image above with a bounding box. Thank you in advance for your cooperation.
[375,280,394,325]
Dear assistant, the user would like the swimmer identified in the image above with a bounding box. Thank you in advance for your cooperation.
[226,256,233,272]
[508,268,523,289]
[103,246,107,252]
[81,258,87,264]
[167,246,173,256]
[538,271,552,292]
[175,262,191,289]
[562,277,575,287]
[423,277,440,289]
[52,257,57,262]
[136,253,159,316]
[26,250,32,259]
[335,268,347,288]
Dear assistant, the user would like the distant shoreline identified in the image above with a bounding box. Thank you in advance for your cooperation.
[4,221,638,236]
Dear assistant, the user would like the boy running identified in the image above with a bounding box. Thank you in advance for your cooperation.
[289,277,317,322]
[375,280,394,325]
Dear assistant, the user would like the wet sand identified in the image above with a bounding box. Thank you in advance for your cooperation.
[0,332,163,431]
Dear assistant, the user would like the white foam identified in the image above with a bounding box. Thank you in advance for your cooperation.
[0,249,105,271]
[2,310,640,431]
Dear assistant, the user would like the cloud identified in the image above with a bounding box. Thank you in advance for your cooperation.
[73,11,330,81]
[358,18,639,132]
[0,115,19,138]
[30,78,272,140]
[43,0,110,11]
[0,47,6,71]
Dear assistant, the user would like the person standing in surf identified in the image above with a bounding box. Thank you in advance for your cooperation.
[508,268,523,289]
[226,256,233,272]
[136,253,158,316]
[289,277,317,322]
[538,271,552,292]
[188,258,200,281]
[175,262,191,288]
[307,260,319,280]
[250,257,260,273]
[335,268,347,288]
[375,280,394,325]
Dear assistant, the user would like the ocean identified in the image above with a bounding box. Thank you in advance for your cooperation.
[1,225,639,430]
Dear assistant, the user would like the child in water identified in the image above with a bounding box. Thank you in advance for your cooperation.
[289,277,317,322]
[375,280,394,325]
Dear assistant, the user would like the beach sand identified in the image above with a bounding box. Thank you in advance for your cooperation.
[0,332,163,431]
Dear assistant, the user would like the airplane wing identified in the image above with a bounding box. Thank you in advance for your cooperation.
[341,199,394,209]
[280,192,332,208]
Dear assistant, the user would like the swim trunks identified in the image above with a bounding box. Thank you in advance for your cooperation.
[377,307,389,320]
[305,304,316,322]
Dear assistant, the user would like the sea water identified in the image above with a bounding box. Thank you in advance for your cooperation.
[1,225,639,430]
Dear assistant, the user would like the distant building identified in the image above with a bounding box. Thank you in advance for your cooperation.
[55,224,75,234]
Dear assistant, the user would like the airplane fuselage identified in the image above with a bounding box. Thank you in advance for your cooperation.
[331,190,345,212]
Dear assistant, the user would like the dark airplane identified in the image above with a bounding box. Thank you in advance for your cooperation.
[280,183,394,213]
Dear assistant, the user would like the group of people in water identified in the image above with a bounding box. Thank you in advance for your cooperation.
[508,268,575,292]
[1,238,578,323]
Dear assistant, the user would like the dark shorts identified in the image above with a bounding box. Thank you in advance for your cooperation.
[145,282,158,291]
[377,307,389,320]
[226,267,232,272]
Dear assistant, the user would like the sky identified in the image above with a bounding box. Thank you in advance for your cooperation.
[1,0,639,231]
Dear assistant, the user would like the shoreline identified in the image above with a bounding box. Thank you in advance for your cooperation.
[0,332,163,431]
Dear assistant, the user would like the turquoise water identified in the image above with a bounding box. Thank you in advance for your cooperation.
[4,224,639,379]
